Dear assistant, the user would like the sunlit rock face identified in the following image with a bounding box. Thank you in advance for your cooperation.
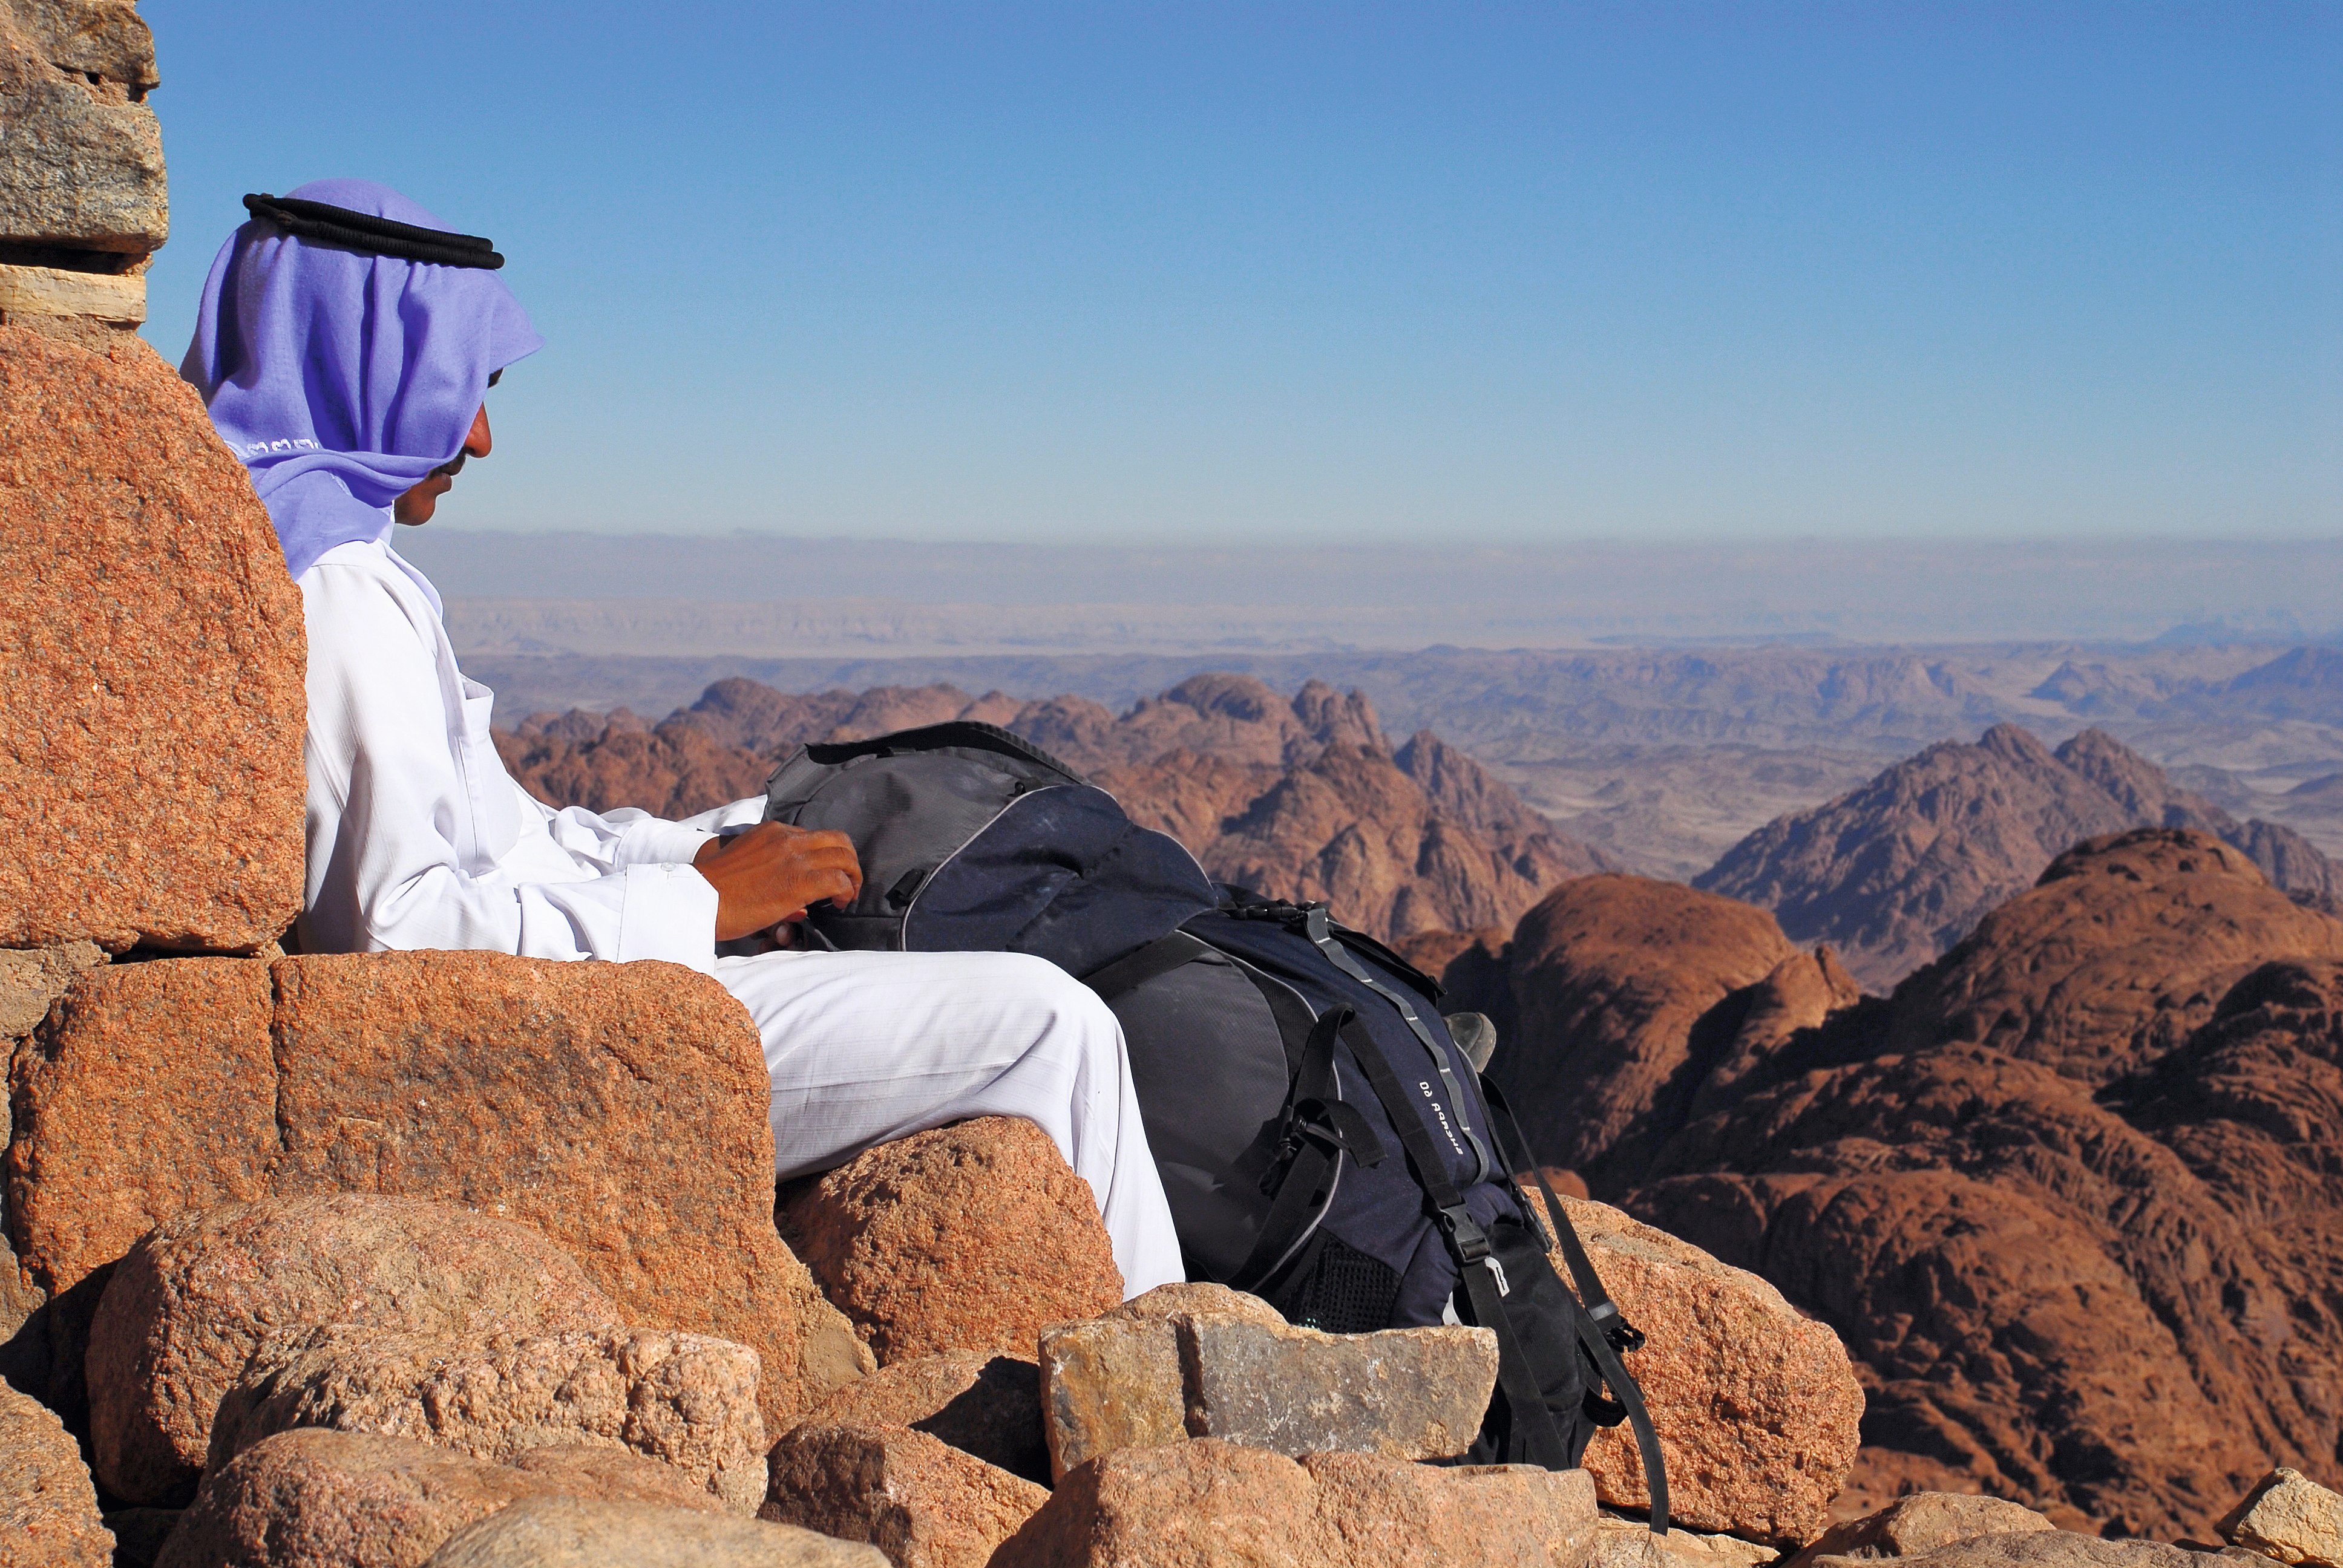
[0,0,167,347]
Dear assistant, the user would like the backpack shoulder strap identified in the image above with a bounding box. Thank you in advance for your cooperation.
[1480,1076,1636,1341]
[1481,1073,1670,1535]
[1080,930,1214,1002]
[1302,906,1495,1184]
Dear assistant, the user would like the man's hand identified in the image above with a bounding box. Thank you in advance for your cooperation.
[693,823,863,942]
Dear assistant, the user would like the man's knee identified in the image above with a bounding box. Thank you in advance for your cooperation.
[960,951,1119,1051]
[1014,951,1117,1020]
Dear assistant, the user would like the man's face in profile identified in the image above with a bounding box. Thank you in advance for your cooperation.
[395,401,493,526]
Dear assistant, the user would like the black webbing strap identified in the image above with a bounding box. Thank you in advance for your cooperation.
[1336,1016,1577,1471]
[1483,1075,1670,1535]
[1303,906,1495,1183]
[1480,1077,1630,1338]
[1080,930,1214,1003]
[1226,1007,1378,1291]
[1578,1295,1668,1533]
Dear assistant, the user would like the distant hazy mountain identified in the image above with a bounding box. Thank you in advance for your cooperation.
[1697,725,2340,987]
[471,638,2343,883]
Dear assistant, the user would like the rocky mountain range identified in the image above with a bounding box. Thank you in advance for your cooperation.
[502,673,2341,990]
[1430,828,2343,1539]
[1698,725,2340,989]
[459,638,2343,884]
[497,673,1613,944]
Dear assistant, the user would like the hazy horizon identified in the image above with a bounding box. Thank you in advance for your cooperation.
[139,4,2339,546]
[402,532,2343,656]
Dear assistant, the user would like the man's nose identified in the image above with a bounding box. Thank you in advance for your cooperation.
[465,404,492,458]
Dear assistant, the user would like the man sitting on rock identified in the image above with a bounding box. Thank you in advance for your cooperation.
[180,179,1182,1299]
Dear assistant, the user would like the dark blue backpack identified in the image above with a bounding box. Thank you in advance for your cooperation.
[765,721,1668,1522]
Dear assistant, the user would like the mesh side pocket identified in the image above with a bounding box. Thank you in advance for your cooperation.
[1267,1232,1403,1335]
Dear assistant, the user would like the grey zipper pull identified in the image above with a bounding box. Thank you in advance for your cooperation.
[1485,1255,1510,1296]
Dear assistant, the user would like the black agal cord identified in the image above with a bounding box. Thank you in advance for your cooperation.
[242,193,505,270]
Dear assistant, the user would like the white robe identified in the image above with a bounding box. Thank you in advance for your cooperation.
[298,537,1182,1297]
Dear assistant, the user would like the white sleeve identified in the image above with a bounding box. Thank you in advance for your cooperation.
[524,792,766,871]
[301,564,719,972]
[526,789,720,872]
[677,796,772,832]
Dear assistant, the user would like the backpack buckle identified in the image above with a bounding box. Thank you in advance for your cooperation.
[1438,1204,1490,1264]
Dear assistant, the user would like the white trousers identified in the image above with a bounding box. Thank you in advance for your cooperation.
[715,946,1185,1301]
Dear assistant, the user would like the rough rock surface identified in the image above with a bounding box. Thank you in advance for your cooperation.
[5,956,278,1421]
[1837,1534,2201,1568]
[8,952,870,1446]
[209,1324,767,1514]
[762,1422,1049,1568]
[1432,829,2343,1537]
[0,1373,114,1567]
[1034,1316,1182,1477]
[0,0,168,255]
[780,1116,1123,1365]
[8,960,277,1296]
[96,1507,178,1568]
[86,1193,624,1506]
[1104,1281,1285,1328]
[1588,1512,1777,1568]
[502,673,1610,943]
[1475,872,1802,1187]
[991,1440,1601,1568]
[0,940,103,1038]
[1786,1492,2057,1568]
[156,1430,727,1568]
[793,1352,1047,1485]
[2220,1468,2343,1568]
[0,328,304,952]
[1037,1312,1497,1481]
[1883,829,2343,1085]
[0,941,103,1359]
[1533,1194,1863,1546]
[1620,842,2343,1535]
[426,1495,890,1568]
[1699,724,2341,988]
[0,264,146,350]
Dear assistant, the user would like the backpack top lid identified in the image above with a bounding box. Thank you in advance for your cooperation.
[763,719,1219,972]
[769,720,1090,803]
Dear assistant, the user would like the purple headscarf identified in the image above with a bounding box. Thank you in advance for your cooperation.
[182,178,543,594]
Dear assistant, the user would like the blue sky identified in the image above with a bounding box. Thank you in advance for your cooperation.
[142,3,2339,543]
